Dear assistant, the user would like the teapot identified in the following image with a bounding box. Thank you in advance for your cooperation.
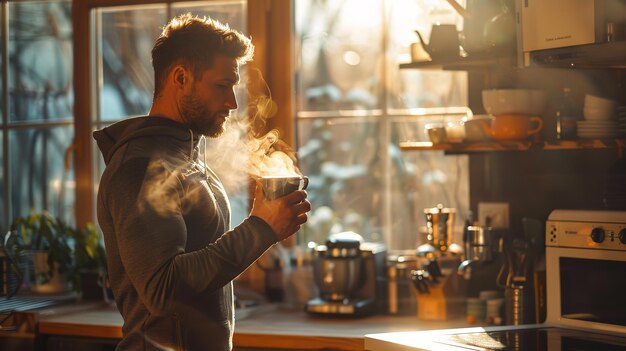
[414,24,461,61]
[444,0,516,54]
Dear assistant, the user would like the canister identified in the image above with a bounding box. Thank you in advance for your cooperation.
[386,254,417,315]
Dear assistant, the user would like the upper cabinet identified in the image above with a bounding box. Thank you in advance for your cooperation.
[527,41,626,69]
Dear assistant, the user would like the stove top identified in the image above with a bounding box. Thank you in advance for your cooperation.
[432,326,626,351]
[365,210,626,351]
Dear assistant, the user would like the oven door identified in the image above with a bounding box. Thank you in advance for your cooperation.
[546,246,626,335]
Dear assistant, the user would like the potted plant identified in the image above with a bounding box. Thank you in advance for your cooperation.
[6,211,75,294]
[70,222,110,300]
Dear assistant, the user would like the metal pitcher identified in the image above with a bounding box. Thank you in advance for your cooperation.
[424,204,456,252]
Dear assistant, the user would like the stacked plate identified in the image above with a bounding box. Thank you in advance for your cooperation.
[618,106,626,137]
[576,120,619,139]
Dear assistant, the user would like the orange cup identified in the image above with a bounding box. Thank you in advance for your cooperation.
[480,114,543,141]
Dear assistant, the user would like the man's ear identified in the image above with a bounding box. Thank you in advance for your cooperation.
[172,65,188,88]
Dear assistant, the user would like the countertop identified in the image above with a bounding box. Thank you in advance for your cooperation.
[364,324,547,351]
[37,302,469,350]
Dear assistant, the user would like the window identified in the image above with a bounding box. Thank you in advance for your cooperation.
[0,1,74,229]
[90,1,250,226]
[295,0,470,250]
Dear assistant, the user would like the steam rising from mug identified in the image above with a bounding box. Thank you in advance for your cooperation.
[203,68,303,188]
[142,68,304,216]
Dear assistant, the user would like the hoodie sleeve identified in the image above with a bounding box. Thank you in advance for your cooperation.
[103,157,277,316]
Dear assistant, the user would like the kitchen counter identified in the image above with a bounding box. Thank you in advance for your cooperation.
[38,302,469,350]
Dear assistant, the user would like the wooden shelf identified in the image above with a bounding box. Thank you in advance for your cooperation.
[399,139,626,153]
[399,48,517,71]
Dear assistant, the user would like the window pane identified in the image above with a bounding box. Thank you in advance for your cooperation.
[295,0,470,250]
[392,116,470,248]
[297,118,385,245]
[1,3,4,125]
[295,0,384,112]
[0,132,4,230]
[172,1,246,31]
[9,126,75,225]
[8,1,73,123]
[97,5,166,122]
[387,0,467,110]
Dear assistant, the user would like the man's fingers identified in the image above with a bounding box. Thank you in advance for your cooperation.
[283,190,307,204]
[295,213,308,225]
[293,200,311,215]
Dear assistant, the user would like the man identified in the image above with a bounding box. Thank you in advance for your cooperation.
[93,14,310,351]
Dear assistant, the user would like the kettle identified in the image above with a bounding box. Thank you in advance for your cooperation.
[414,24,461,61]
[444,0,516,54]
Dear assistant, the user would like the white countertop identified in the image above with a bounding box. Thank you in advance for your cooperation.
[364,324,545,351]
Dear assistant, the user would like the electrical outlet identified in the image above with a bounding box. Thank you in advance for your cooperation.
[478,202,509,228]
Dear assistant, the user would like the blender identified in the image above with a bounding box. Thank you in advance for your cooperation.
[305,232,386,317]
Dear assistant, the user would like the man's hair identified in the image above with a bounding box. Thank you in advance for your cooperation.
[151,13,254,98]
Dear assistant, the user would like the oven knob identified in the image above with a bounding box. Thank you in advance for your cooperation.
[619,229,626,244]
[591,227,605,243]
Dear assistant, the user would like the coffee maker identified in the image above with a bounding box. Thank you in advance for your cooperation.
[305,232,386,317]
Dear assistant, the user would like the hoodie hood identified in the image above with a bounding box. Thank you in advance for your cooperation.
[93,116,201,165]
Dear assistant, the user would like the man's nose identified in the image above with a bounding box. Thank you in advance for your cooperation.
[226,89,238,110]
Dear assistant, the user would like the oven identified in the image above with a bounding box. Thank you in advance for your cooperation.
[365,209,626,351]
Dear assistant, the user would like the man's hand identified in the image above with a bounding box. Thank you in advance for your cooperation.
[250,178,311,241]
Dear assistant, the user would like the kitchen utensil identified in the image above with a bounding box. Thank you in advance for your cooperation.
[424,204,456,252]
[411,258,467,321]
[424,258,443,284]
[458,225,497,280]
[386,254,418,315]
[504,277,532,325]
[410,269,430,295]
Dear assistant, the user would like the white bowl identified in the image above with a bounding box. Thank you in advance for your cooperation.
[482,89,548,116]
[584,94,618,111]
[584,106,615,121]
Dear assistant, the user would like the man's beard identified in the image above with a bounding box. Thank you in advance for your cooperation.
[180,93,225,138]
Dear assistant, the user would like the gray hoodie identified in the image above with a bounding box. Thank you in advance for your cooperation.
[93,116,277,351]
